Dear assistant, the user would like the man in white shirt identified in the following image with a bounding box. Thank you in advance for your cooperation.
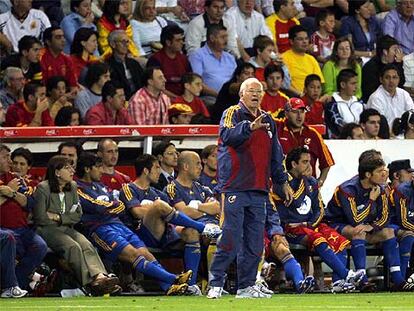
[224,0,272,61]
[403,51,414,97]
[367,63,414,127]
[0,0,50,53]
[185,0,239,58]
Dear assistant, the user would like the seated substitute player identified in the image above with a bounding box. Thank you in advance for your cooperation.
[199,144,218,191]
[274,147,364,293]
[165,151,222,285]
[75,152,193,296]
[119,154,222,295]
[326,156,414,291]
[389,160,414,282]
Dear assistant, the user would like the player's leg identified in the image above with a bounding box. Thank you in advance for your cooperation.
[397,229,414,279]
[271,234,313,293]
[178,227,201,290]
[367,227,413,289]
[339,224,367,275]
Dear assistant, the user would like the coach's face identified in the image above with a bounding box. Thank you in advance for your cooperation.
[241,82,263,112]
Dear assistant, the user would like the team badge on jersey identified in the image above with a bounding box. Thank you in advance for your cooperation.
[296,195,311,215]
[228,195,236,203]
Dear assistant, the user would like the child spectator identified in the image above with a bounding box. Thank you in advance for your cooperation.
[260,64,289,118]
[1,36,43,83]
[249,35,291,90]
[301,74,325,125]
[325,69,364,138]
[310,9,336,64]
[172,73,210,119]
[168,103,195,124]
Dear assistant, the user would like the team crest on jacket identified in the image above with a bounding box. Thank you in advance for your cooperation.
[296,195,311,215]
[304,138,311,145]
[228,195,236,203]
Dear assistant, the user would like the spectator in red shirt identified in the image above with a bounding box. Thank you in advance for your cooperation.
[260,64,289,118]
[97,138,130,195]
[147,24,192,98]
[70,27,99,82]
[0,144,48,292]
[11,147,42,188]
[5,82,54,127]
[172,72,210,119]
[301,74,326,125]
[276,97,335,187]
[85,81,132,125]
[40,26,78,89]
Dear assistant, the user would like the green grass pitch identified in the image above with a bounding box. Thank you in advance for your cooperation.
[0,293,413,311]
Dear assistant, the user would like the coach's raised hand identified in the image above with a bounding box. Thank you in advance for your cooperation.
[250,114,270,131]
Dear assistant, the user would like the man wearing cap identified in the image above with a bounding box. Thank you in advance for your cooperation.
[207,77,292,299]
[389,159,414,282]
[168,103,195,124]
[276,97,334,187]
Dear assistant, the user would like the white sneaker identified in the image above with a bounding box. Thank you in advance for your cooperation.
[331,280,355,293]
[186,284,202,296]
[345,269,365,287]
[1,286,28,298]
[407,273,414,284]
[236,286,271,299]
[207,286,223,299]
[202,223,222,239]
[255,280,274,295]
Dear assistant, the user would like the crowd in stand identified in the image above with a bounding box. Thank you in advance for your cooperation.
[0,0,413,138]
[1,0,414,300]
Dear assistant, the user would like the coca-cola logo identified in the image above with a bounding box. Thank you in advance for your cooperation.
[82,129,96,135]
[45,129,58,136]
[189,127,201,134]
[3,130,17,136]
[119,128,131,135]
[161,128,174,135]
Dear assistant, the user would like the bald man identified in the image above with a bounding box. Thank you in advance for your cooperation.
[165,151,221,295]
[208,77,292,299]
[97,138,130,197]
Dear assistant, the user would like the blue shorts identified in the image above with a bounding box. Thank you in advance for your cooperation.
[92,223,146,262]
[137,224,181,249]
[196,214,219,226]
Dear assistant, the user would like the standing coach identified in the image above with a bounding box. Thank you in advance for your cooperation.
[208,77,292,299]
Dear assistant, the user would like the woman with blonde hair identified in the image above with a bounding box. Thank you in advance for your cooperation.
[131,0,169,57]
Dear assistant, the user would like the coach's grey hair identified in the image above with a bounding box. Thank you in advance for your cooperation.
[239,77,263,96]
[3,67,23,85]
[108,30,127,47]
